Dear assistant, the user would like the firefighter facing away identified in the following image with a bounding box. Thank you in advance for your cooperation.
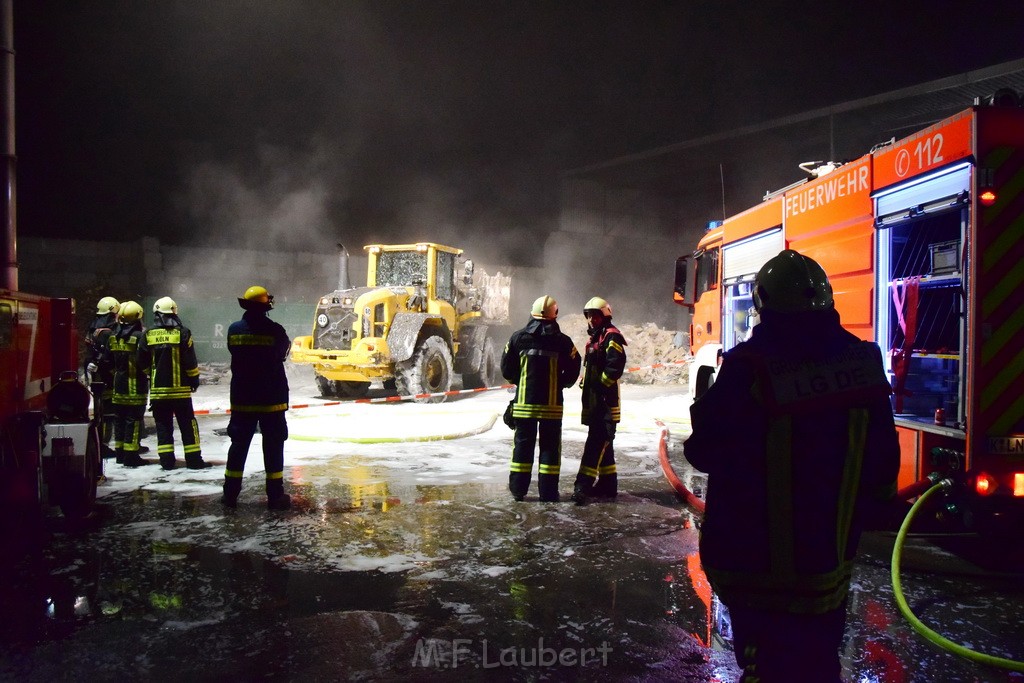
[140,297,210,471]
[572,296,627,505]
[105,300,153,467]
[221,286,293,510]
[84,296,120,457]
[500,295,581,502]
[683,249,899,682]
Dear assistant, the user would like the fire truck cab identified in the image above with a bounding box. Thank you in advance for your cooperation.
[675,93,1024,532]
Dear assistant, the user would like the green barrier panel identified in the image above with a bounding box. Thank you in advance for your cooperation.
[141,298,315,364]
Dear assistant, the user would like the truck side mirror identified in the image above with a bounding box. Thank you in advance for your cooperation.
[674,255,696,307]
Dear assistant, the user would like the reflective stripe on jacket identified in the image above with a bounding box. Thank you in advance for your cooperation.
[500,318,580,420]
[227,310,290,412]
[142,321,200,401]
[581,322,626,425]
[108,322,149,406]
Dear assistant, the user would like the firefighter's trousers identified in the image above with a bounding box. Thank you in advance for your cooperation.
[223,411,288,501]
[509,417,562,502]
[99,394,116,446]
[575,415,617,496]
[729,601,846,683]
[112,403,146,454]
[151,398,202,467]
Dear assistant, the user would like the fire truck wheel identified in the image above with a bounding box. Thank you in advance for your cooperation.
[694,365,716,400]
[59,423,100,520]
[462,338,500,389]
[396,335,453,404]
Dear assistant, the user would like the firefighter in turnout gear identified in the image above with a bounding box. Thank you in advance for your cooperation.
[85,296,120,457]
[222,286,292,510]
[106,300,152,467]
[684,250,899,682]
[572,297,626,505]
[500,295,580,502]
[140,297,209,470]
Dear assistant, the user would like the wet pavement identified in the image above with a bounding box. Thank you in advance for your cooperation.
[1,384,1022,681]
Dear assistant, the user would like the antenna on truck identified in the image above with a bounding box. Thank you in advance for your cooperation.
[719,163,727,221]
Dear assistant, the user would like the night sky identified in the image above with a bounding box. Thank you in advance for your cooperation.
[12,2,1024,264]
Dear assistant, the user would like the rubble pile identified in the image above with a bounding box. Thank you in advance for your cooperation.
[559,317,690,386]
[197,362,230,386]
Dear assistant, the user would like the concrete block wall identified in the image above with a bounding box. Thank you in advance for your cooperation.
[20,234,685,331]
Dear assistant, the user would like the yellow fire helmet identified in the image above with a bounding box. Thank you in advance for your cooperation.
[153,296,178,314]
[96,296,120,315]
[583,296,612,317]
[118,300,144,323]
[239,285,274,310]
[531,295,558,320]
[753,249,834,313]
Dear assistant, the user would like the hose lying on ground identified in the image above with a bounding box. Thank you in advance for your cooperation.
[891,480,1024,673]
[655,419,705,515]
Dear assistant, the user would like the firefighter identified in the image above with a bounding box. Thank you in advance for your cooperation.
[106,300,152,467]
[84,296,120,457]
[140,297,209,470]
[572,296,627,505]
[683,250,900,682]
[500,295,580,502]
[221,285,292,510]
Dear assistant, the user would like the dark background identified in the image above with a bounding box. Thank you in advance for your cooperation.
[13,2,1024,265]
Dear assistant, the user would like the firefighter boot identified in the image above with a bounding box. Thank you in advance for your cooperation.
[115,448,125,465]
[159,453,176,471]
[266,479,291,511]
[591,474,618,499]
[221,478,242,509]
[571,484,588,507]
[185,454,213,470]
[120,452,153,468]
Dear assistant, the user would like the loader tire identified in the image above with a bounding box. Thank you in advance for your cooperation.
[336,381,370,398]
[395,336,453,404]
[462,338,501,389]
[315,375,336,398]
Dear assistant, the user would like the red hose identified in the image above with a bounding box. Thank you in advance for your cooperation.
[655,419,706,514]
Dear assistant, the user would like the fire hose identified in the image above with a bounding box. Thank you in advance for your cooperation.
[891,479,1024,672]
[655,419,705,515]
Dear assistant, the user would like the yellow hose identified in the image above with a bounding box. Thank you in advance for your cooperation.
[891,481,1024,672]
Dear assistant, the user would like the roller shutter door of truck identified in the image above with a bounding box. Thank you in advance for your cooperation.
[722,228,784,284]
[874,163,971,221]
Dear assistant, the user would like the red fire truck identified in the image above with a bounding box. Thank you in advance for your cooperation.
[0,290,100,520]
[674,92,1024,532]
